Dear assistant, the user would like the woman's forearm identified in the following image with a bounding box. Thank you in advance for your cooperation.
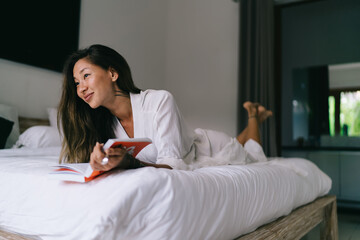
[122,153,172,169]
[141,161,172,169]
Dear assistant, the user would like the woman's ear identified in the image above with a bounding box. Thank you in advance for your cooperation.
[109,67,118,82]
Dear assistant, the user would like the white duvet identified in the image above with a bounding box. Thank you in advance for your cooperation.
[0,147,331,240]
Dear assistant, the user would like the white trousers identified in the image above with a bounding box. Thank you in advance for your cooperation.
[193,128,267,168]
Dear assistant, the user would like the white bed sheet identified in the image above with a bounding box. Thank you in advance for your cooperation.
[0,147,331,240]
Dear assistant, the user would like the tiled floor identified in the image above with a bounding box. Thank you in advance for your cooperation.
[302,208,360,240]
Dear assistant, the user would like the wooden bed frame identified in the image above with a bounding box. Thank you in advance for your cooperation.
[237,195,338,240]
[0,195,338,240]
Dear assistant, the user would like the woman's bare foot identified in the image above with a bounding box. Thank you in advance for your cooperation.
[243,101,259,119]
[243,101,273,123]
[257,105,273,123]
[242,101,262,145]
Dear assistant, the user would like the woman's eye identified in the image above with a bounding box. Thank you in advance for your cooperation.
[84,73,90,78]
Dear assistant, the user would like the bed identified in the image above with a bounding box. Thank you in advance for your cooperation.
[0,116,337,240]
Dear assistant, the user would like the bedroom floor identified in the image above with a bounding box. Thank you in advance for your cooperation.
[301,207,360,240]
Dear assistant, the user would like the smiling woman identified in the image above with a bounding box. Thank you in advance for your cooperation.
[59,45,141,166]
[59,44,272,173]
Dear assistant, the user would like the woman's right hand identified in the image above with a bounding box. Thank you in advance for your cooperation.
[90,142,127,171]
[90,142,172,171]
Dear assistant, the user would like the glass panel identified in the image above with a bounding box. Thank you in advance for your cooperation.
[328,96,335,136]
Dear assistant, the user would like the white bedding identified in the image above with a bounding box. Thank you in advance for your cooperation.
[0,147,331,240]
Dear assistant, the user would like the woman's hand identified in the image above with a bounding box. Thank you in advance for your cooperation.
[90,142,127,171]
[90,142,173,171]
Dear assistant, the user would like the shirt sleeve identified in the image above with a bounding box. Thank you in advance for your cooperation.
[151,91,195,170]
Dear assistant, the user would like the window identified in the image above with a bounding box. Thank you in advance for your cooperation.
[329,89,360,136]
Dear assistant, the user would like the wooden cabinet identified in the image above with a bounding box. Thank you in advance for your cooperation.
[282,149,360,205]
[307,151,340,196]
[340,152,360,201]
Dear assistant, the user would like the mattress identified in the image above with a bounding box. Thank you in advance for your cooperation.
[0,147,331,240]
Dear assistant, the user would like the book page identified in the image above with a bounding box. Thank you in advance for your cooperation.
[55,163,90,175]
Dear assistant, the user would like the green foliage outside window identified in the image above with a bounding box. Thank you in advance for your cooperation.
[340,91,360,136]
[328,91,360,136]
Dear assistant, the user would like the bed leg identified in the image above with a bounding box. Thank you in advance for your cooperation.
[320,197,338,240]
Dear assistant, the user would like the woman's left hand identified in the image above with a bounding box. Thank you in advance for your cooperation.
[90,142,127,171]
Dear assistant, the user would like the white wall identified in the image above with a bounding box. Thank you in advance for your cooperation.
[0,0,239,135]
[80,0,239,135]
[329,62,360,89]
[0,59,62,118]
[79,0,168,91]
[165,0,239,135]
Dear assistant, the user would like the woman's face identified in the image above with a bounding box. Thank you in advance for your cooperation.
[73,58,118,109]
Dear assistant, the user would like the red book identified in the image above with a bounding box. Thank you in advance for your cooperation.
[49,138,152,183]
[103,138,152,156]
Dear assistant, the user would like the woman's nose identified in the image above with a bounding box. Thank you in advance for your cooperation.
[78,81,88,93]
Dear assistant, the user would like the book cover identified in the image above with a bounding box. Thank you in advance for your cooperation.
[103,137,152,155]
[49,137,152,182]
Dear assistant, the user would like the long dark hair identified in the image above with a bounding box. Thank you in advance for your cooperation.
[58,44,141,163]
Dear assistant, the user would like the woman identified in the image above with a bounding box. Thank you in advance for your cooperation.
[59,44,272,171]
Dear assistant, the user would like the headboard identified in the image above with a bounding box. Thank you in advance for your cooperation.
[19,116,50,133]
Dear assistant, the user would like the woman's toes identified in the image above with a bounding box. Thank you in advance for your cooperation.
[243,102,258,118]
[259,110,273,122]
[243,101,252,110]
[258,105,266,115]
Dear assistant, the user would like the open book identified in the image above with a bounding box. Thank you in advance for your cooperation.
[48,137,152,183]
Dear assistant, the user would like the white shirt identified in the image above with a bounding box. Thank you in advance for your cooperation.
[115,89,267,170]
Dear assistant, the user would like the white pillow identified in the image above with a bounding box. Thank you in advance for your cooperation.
[13,126,62,148]
[0,104,20,148]
[47,107,58,128]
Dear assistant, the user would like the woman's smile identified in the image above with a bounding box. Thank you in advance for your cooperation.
[84,92,94,102]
